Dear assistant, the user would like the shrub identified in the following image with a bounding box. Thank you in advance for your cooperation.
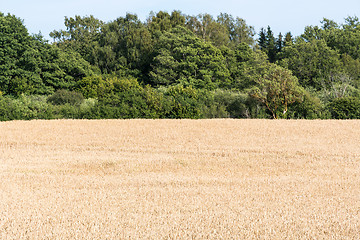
[75,75,105,98]
[0,95,54,121]
[47,89,84,106]
[97,78,165,119]
[214,90,249,118]
[78,98,100,119]
[163,85,202,119]
[52,104,80,119]
[288,90,324,119]
[328,97,360,119]
[0,96,14,121]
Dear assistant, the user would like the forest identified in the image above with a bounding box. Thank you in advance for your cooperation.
[1,10,360,120]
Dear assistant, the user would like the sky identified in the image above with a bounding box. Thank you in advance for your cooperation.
[2,0,360,40]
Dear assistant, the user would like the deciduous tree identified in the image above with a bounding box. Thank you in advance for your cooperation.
[249,64,304,119]
[150,26,231,90]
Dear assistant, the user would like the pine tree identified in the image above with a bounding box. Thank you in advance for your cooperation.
[276,32,283,52]
[258,28,267,50]
[266,26,277,63]
[284,32,293,46]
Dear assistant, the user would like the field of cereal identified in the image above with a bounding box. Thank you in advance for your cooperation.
[0,119,359,239]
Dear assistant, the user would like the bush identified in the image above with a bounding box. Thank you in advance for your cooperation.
[52,104,80,119]
[47,89,84,106]
[328,97,360,119]
[214,90,250,118]
[97,78,165,119]
[244,97,269,119]
[163,85,202,119]
[0,95,54,121]
[199,89,272,119]
[0,96,15,121]
[75,75,104,98]
[288,90,324,119]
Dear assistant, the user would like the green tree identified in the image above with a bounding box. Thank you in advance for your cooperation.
[276,32,283,53]
[148,10,185,35]
[265,26,277,63]
[220,43,270,90]
[249,64,304,119]
[217,13,255,47]
[257,26,278,63]
[279,39,342,89]
[341,54,360,84]
[163,85,202,118]
[0,13,94,96]
[284,32,293,45]
[34,36,95,93]
[258,28,267,50]
[95,13,152,77]
[150,26,231,90]
[0,13,36,95]
[75,75,105,98]
[186,13,229,47]
[50,15,104,64]
[328,96,360,119]
[300,17,360,60]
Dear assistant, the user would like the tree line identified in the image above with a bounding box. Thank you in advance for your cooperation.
[1,11,360,120]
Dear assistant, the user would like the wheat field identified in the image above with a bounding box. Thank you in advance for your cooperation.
[0,119,359,239]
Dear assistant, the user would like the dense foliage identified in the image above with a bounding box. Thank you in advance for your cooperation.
[1,11,360,120]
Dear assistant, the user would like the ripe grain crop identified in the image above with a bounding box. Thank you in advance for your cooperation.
[0,119,359,239]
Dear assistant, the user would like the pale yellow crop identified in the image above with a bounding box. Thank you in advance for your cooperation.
[0,119,359,239]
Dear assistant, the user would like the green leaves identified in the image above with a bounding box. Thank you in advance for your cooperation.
[278,39,342,89]
[328,97,360,119]
[150,26,231,90]
[0,13,32,94]
[2,11,360,120]
[249,64,304,119]
[0,13,94,96]
[50,15,103,63]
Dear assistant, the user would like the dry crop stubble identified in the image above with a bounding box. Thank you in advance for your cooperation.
[0,119,359,239]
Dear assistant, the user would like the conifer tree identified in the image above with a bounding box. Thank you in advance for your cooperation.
[258,28,267,51]
[284,32,293,45]
[266,26,277,63]
[276,32,283,53]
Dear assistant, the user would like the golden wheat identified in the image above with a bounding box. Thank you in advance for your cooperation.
[0,119,359,239]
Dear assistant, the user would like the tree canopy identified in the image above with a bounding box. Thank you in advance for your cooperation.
[1,11,360,120]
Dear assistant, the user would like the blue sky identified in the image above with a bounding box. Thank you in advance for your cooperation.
[2,0,360,40]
